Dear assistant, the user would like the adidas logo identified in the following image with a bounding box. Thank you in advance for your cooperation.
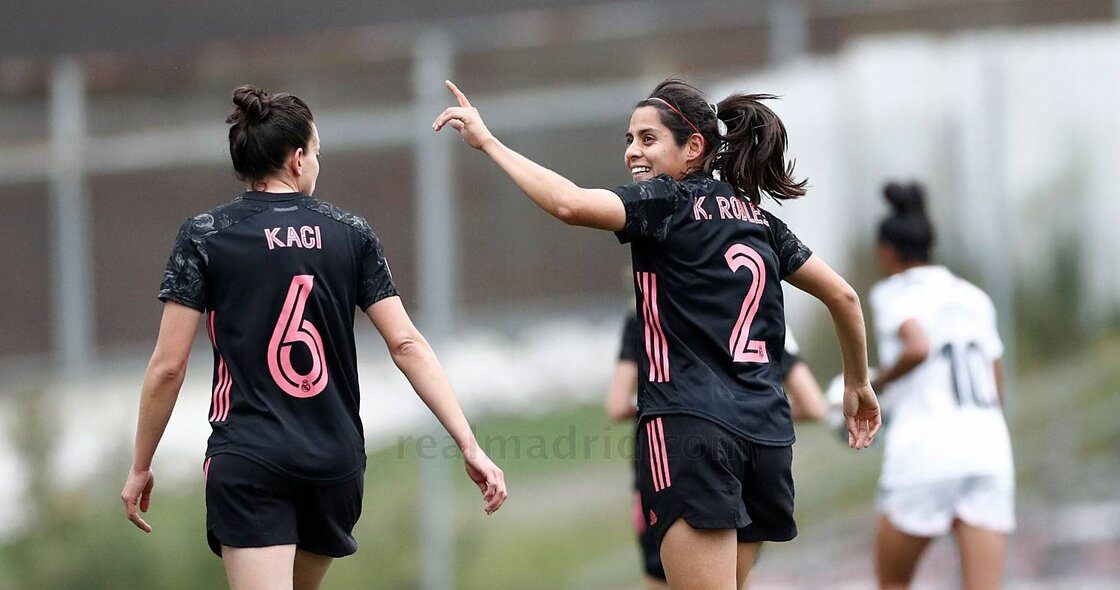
[649,510,658,526]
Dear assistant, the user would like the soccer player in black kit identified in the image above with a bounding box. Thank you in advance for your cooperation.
[435,78,880,589]
[120,86,507,590]
[607,313,825,589]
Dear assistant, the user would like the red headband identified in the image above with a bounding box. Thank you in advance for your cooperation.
[647,97,704,145]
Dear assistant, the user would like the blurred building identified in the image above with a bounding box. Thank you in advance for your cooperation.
[0,0,1118,373]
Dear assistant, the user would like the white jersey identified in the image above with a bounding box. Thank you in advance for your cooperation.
[870,266,1014,486]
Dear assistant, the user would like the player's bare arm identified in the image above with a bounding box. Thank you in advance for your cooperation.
[786,255,881,449]
[433,80,626,231]
[365,295,507,515]
[122,300,203,532]
[993,358,1005,403]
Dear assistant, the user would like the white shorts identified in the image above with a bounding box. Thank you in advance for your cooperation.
[876,474,1016,537]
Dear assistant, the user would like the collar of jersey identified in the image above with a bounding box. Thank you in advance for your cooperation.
[242,191,304,202]
[898,264,951,285]
[902,264,949,277]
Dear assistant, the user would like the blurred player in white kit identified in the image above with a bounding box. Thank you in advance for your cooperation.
[868,181,1015,590]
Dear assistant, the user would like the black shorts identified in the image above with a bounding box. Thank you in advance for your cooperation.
[204,453,364,558]
[633,491,667,580]
[636,414,796,551]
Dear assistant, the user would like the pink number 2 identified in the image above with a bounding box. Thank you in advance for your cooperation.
[724,244,770,364]
[268,275,329,398]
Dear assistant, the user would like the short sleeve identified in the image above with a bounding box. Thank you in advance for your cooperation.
[611,175,685,244]
[870,281,935,344]
[980,295,1005,360]
[761,210,812,280]
[618,313,640,362]
[157,219,208,311]
[869,282,909,337]
[357,228,399,310]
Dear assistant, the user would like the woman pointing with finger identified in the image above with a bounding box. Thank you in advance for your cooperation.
[436,78,879,590]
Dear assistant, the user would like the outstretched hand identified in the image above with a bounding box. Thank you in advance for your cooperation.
[121,466,155,532]
[462,444,508,515]
[432,80,496,150]
[844,383,881,450]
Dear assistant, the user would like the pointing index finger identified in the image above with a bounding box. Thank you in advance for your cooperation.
[445,80,471,108]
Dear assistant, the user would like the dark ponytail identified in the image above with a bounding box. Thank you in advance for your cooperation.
[877,181,935,263]
[638,78,806,204]
[712,94,806,204]
[226,85,314,183]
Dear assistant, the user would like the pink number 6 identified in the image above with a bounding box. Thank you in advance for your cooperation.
[268,275,329,398]
[724,244,770,364]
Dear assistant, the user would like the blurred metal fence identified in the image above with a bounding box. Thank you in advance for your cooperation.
[1,0,1116,371]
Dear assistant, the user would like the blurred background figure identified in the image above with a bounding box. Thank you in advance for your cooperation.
[868,181,1014,590]
[1,1,1118,588]
[778,332,826,424]
[605,312,669,590]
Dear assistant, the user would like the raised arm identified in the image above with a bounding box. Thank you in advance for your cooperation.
[365,295,507,514]
[786,255,881,448]
[122,301,203,532]
[433,80,625,231]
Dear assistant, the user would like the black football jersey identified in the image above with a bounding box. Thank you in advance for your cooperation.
[612,172,812,445]
[620,311,801,379]
[158,191,397,482]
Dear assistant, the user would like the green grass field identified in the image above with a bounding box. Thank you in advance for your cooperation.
[1,336,1116,589]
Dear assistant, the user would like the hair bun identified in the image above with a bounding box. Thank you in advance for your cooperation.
[230,85,271,124]
[883,181,926,216]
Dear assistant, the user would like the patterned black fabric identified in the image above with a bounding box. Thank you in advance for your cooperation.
[159,198,268,311]
[613,175,685,243]
[157,191,397,482]
[304,198,398,309]
[761,210,812,280]
[159,221,209,311]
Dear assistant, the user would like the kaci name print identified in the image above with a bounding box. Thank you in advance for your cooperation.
[264,225,323,250]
